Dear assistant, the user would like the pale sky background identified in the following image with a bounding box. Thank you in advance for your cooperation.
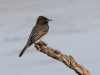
[0,0,100,75]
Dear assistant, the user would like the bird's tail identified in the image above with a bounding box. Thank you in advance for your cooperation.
[19,46,28,57]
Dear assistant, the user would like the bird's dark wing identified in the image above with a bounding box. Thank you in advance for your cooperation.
[19,31,38,57]
[29,30,47,46]
[19,25,48,57]
[19,27,36,57]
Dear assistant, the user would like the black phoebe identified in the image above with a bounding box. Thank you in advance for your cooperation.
[19,16,52,57]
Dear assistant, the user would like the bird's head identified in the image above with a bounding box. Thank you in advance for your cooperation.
[36,16,52,25]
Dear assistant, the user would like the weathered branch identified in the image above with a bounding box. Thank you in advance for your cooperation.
[34,41,91,75]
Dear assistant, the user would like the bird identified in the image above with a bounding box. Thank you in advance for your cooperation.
[19,16,52,57]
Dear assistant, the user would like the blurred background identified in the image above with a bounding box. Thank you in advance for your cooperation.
[0,0,100,75]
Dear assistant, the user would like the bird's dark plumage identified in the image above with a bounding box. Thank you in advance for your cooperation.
[19,16,52,57]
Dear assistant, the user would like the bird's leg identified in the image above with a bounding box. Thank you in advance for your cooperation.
[39,39,43,43]
[34,42,36,44]
[40,39,42,42]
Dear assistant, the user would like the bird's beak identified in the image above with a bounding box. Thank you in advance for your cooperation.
[47,19,52,21]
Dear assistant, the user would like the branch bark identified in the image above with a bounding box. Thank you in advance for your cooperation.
[34,41,91,75]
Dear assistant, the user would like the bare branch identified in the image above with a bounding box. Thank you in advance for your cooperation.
[34,41,91,75]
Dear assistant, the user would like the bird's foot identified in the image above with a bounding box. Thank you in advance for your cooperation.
[39,40,47,46]
[34,42,37,44]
